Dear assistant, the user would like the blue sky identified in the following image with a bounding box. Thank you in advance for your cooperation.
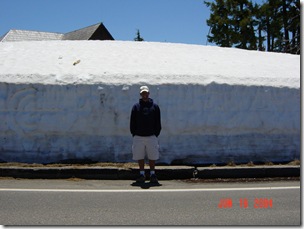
[1,0,263,46]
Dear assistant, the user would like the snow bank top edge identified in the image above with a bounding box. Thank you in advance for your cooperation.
[0,74,299,89]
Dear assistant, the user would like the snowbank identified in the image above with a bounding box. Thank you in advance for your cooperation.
[0,41,300,164]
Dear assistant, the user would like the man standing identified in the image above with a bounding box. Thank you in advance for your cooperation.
[130,86,162,183]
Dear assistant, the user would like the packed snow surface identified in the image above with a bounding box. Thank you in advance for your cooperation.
[0,40,299,88]
[0,41,300,164]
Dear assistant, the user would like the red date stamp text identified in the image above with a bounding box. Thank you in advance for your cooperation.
[218,198,273,209]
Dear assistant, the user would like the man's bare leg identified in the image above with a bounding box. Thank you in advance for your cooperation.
[149,160,158,183]
[138,159,145,171]
[136,159,146,183]
[149,160,155,172]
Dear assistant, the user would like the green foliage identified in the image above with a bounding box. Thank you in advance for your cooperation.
[205,0,300,54]
[134,29,144,42]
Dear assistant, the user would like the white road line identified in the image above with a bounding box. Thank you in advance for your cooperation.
[0,186,300,193]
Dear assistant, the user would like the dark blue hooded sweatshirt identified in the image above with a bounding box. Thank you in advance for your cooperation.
[130,98,161,137]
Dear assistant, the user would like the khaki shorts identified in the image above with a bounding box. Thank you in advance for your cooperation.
[132,135,159,160]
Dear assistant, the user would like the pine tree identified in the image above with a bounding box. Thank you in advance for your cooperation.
[286,0,300,54]
[267,0,284,52]
[282,0,290,52]
[253,3,266,51]
[205,0,257,49]
[231,0,257,50]
[134,29,144,41]
[205,0,233,47]
[256,0,300,53]
[205,0,300,54]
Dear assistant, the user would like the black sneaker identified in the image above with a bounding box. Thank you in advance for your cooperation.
[136,174,146,183]
[150,174,159,184]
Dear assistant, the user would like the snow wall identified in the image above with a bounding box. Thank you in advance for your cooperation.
[0,41,300,164]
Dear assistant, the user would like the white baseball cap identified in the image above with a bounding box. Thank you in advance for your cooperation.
[140,86,149,93]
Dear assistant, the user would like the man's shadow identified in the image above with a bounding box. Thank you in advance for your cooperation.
[131,181,162,189]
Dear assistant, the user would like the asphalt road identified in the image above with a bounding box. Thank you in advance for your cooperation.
[0,178,300,226]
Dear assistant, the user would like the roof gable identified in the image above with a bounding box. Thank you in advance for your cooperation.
[88,23,114,40]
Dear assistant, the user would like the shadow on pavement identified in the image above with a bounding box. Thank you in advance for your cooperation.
[130,181,162,189]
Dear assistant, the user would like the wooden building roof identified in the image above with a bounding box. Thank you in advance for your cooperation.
[0,22,114,42]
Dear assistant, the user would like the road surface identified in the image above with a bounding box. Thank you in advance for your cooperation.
[0,178,300,225]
